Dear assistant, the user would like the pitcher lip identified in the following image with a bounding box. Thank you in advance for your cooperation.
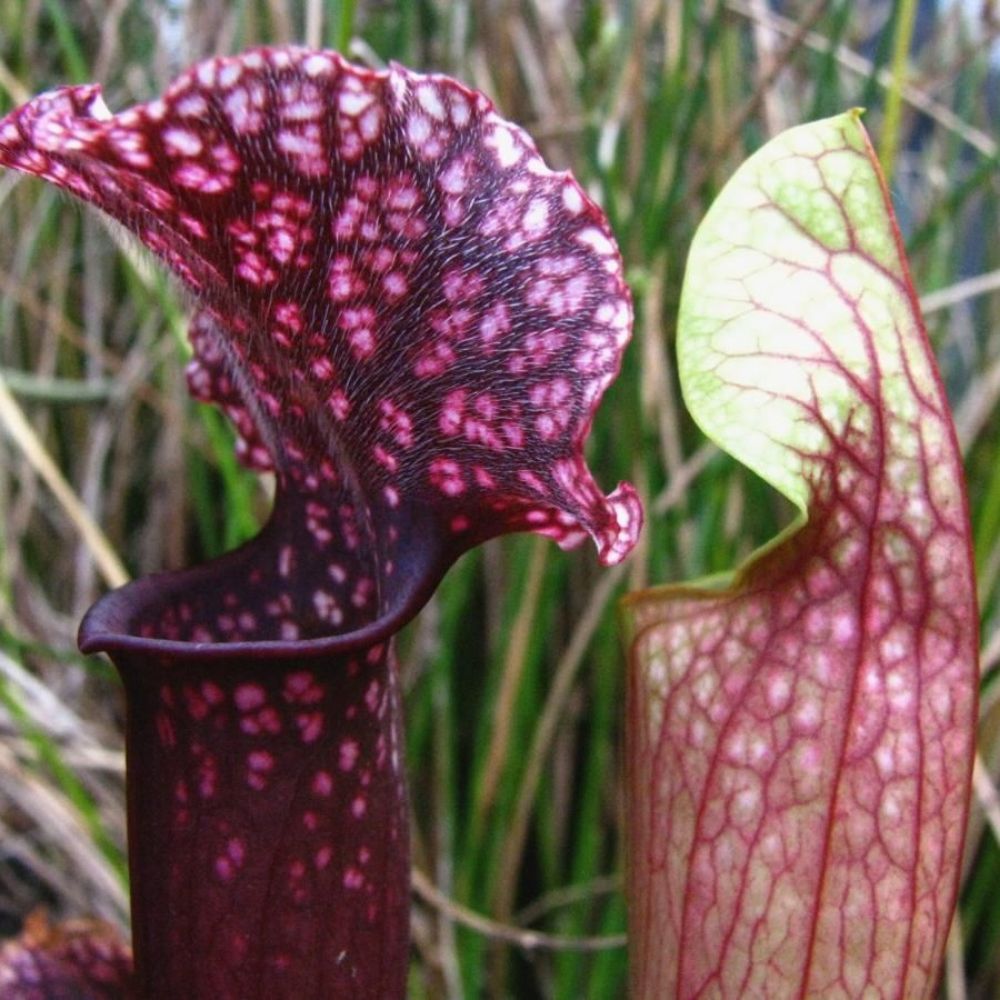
[78,553,447,662]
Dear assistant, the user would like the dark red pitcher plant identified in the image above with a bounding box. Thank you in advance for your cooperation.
[0,48,641,999]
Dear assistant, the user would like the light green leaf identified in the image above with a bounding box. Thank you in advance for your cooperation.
[625,112,978,1000]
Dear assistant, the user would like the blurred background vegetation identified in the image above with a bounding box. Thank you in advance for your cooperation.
[0,0,996,997]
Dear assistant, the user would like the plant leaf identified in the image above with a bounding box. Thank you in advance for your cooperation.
[0,51,640,653]
[623,111,977,999]
[0,910,134,999]
[107,640,410,1000]
[0,48,642,999]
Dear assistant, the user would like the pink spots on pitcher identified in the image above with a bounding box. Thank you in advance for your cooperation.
[296,711,324,743]
[194,748,218,800]
[277,76,325,123]
[235,683,266,712]
[351,577,375,610]
[385,177,427,237]
[162,126,202,157]
[382,269,408,300]
[429,458,466,497]
[327,255,365,301]
[439,389,521,450]
[312,770,334,797]
[222,78,267,133]
[283,670,323,703]
[339,306,378,361]
[339,739,359,772]
[438,153,474,225]
[276,119,327,178]
[287,858,312,905]
[236,683,282,736]
[439,391,465,436]
[246,749,275,791]
[403,79,475,162]
[531,379,572,441]
[327,387,350,421]
[214,837,247,882]
[484,120,528,168]
[342,866,365,891]
[229,187,314,287]
[186,311,275,473]
[182,680,225,721]
[527,255,592,317]
[172,159,235,195]
[364,679,381,714]
[509,329,566,375]
[305,504,335,548]
[156,710,176,749]
[479,300,511,347]
[373,444,398,474]
[335,71,385,160]
[413,340,456,378]
[378,400,415,450]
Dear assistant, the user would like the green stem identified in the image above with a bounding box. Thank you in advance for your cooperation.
[879,0,919,181]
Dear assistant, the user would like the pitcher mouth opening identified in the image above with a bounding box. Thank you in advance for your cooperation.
[78,529,451,663]
[79,582,439,663]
